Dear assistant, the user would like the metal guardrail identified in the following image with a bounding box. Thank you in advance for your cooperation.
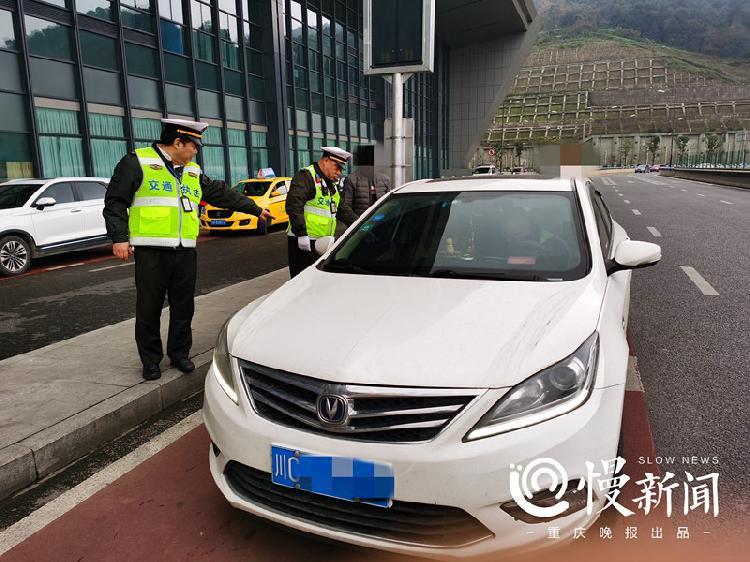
[660,167,750,190]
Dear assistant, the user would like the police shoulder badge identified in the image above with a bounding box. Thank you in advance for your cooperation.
[149,164,164,170]
[187,171,199,178]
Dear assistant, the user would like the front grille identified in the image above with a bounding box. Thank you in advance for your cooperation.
[239,361,477,443]
[225,462,493,548]
[208,209,233,218]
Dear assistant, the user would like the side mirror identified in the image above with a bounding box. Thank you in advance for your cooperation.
[607,240,661,275]
[35,197,57,209]
[314,236,335,256]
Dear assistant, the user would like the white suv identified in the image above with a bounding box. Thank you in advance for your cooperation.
[0,177,111,276]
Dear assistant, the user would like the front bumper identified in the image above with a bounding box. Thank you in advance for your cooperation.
[200,211,258,231]
[203,365,624,559]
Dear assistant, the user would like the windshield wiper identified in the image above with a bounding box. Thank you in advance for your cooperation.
[322,262,375,275]
[427,269,548,281]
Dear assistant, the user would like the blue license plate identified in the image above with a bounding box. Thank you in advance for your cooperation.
[209,220,228,226]
[271,445,394,508]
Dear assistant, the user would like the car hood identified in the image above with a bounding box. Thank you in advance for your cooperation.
[231,270,603,389]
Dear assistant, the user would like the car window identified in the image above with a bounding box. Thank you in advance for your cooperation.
[322,191,590,281]
[37,182,75,205]
[234,181,273,196]
[587,182,612,257]
[0,184,42,209]
[271,182,288,195]
[76,181,107,201]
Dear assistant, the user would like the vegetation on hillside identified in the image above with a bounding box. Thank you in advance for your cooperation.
[537,0,750,61]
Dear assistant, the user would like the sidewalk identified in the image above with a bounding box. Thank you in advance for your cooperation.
[0,268,289,501]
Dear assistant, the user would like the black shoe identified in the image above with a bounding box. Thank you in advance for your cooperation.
[170,357,195,373]
[142,364,161,380]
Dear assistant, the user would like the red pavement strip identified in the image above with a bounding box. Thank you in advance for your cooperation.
[0,337,675,562]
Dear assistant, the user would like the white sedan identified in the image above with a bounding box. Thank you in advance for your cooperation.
[203,176,660,559]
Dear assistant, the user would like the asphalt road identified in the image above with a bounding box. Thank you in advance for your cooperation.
[591,173,749,510]
[0,228,289,360]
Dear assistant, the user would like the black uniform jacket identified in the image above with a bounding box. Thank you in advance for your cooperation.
[103,143,263,244]
[285,162,359,237]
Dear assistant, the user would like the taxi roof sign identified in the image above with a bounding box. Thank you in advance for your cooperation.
[257,167,276,178]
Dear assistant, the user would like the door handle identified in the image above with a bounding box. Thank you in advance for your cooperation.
[70,209,82,213]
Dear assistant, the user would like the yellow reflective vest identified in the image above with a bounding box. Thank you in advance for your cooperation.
[128,147,202,248]
[287,164,339,239]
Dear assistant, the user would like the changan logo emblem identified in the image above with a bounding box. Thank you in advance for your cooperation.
[316,394,348,425]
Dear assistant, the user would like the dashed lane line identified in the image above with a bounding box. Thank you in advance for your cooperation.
[45,263,85,271]
[697,193,705,197]
[720,200,734,205]
[647,227,662,237]
[680,266,720,296]
[618,193,624,197]
[89,262,136,272]
[624,200,630,204]
[632,209,642,215]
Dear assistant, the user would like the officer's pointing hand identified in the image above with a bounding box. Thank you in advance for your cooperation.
[297,235,311,252]
[113,242,133,261]
[259,208,275,221]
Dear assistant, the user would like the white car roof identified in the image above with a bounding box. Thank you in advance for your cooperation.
[396,176,575,193]
[0,177,110,187]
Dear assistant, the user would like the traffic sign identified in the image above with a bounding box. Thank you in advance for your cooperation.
[487,148,497,156]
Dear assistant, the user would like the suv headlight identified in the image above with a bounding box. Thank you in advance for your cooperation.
[213,318,238,403]
[464,332,599,441]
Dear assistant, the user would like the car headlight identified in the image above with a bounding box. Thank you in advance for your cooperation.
[213,318,238,403]
[464,332,599,441]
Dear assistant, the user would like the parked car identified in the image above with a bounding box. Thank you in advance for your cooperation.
[203,176,661,559]
[510,166,526,174]
[201,177,291,235]
[649,164,661,172]
[472,165,497,175]
[635,164,650,173]
[0,177,110,276]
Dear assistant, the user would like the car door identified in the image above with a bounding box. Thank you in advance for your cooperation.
[74,181,108,238]
[268,180,289,222]
[587,181,631,335]
[29,182,85,247]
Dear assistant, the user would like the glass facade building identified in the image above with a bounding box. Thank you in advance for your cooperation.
[0,0,449,184]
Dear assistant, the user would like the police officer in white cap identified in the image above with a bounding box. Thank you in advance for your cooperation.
[285,147,359,277]
[103,119,274,381]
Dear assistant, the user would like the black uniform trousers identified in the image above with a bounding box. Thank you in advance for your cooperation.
[287,236,320,278]
[134,246,197,366]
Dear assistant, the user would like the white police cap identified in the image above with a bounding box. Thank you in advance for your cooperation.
[321,146,352,165]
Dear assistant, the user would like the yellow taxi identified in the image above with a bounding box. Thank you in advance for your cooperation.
[200,174,291,235]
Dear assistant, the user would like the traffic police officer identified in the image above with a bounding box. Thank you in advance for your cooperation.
[103,119,274,380]
[285,147,359,277]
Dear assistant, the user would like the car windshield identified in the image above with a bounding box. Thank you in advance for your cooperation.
[320,191,589,281]
[233,181,273,196]
[473,167,492,174]
[0,184,41,210]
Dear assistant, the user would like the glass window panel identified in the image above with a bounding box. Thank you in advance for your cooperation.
[160,20,186,54]
[126,43,159,78]
[196,61,219,90]
[121,6,153,32]
[290,1,302,20]
[76,180,108,200]
[247,0,262,24]
[228,146,248,184]
[132,117,161,140]
[164,53,191,84]
[158,0,183,23]
[0,10,15,50]
[89,113,124,137]
[225,94,244,121]
[219,12,238,43]
[77,0,115,21]
[80,31,118,70]
[197,88,220,118]
[251,146,268,171]
[219,0,236,15]
[192,1,212,31]
[0,132,32,179]
[246,48,262,75]
[39,137,85,177]
[248,27,262,49]
[25,17,72,61]
[40,182,76,204]
[36,108,79,135]
[128,76,162,110]
[249,99,265,124]
[0,51,23,93]
[122,0,151,10]
[224,68,242,95]
[227,129,246,146]
[193,30,215,62]
[165,82,193,114]
[84,67,122,104]
[202,127,221,145]
[0,92,27,132]
[91,139,126,177]
[202,146,225,179]
[295,109,308,130]
[250,131,266,147]
[221,41,239,70]
[248,75,264,98]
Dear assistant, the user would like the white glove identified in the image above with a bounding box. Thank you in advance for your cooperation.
[297,235,311,252]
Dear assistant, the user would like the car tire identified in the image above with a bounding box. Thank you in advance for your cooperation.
[0,235,32,276]
[256,217,270,235]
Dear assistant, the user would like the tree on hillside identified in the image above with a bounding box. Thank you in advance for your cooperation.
[514,142,525,166]
[705,133,723,163]
[646,137,661,165]
[676,135,690,164]
[620,138,634,167]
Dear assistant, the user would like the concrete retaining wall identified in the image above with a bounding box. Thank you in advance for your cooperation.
[660,168,750,190]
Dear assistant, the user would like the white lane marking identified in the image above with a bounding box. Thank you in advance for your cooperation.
[624,199,631,204]
[627,180,635,184]
[0,412,204,555]
[90,262,135,272]
[647,227,662,237]
[681,189,688,192]
[45,263,85,271]
[697,193,705,197]
[618,193,624,197]
[720,200,734,205]
[680,266,719,296]
[632,209,641,215]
